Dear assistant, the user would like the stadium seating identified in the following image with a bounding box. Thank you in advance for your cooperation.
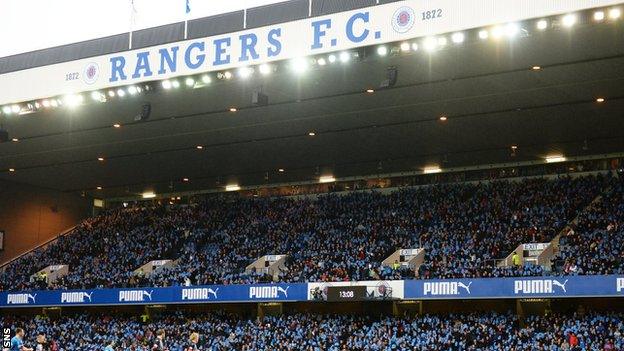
[2,311,622,350]
[553,175,624,275]
[1,173,621,291]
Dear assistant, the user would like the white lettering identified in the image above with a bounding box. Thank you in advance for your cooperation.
[61,292,92,303]
[118,290,152,302]
[249,286,288,299]
[423,282,471,295]
[7,293,36,304]
[514,279,569,294]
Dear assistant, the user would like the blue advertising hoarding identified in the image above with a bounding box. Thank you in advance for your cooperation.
[1,276,622,308]
[404,275,624,300]
[0,283,307,308]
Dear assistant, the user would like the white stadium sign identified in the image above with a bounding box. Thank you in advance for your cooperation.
[0,0,621,105]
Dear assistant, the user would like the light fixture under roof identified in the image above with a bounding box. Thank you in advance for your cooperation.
[609,8,621,19]
[64,94,84,107]
[238,66,253,78]
[142,191,157,199]
[308,131,316,136]
[423,167,442,174]
[290,57,309,73]
[491,26,504,39]
[423,37,438,52]
[439,116,448,121]
[339,51,351,63]
[400,42,411,52]
[451,32,465,43]
[545,155,567,163]
[225,184,241,192]
[91,91,105,101]
[562,14,577,27]
[596,97,605,103]
[504,23,520,37]
[319,175,336,183]
[536,19,548,30]
[594,11,606,21]
[259,64,272,75]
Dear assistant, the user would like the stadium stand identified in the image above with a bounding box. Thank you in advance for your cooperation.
[2,311,623,350]
[3,1,624,349]
[553,175,624,275]
[1,172,620,291]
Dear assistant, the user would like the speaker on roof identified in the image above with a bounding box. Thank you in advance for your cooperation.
[252,91,269,106]
[380,66,398,89]
[134,103,151,122]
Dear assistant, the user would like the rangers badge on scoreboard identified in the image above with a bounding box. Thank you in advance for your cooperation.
[83,62,100,85]
[392,6,415,33]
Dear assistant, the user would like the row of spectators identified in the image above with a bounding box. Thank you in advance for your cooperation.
[0,173,620,291]
[2,311,623,350]
[553,177,624,275]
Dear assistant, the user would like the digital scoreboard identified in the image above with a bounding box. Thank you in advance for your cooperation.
[326,286,367,302]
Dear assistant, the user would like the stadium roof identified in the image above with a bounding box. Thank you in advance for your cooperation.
[0,19,623,199]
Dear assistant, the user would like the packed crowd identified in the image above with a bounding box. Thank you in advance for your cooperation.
[2,311,623,350]
[0,173,621,291]
[554,176,624,275]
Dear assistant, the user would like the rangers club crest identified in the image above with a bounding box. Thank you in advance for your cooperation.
[83,62,99,84]
[392,7,415,33]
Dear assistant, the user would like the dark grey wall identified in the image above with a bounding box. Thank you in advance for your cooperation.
[0,34,129,74]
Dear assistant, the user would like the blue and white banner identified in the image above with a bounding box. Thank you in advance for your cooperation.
[0,0,621,105]
[405,275,624,300]
[1,283,306,308]
[1,276,622,307]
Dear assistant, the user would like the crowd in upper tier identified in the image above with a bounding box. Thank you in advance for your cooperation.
[2,310,623,350]
[553,177,624,275]
[0,172,622,292]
